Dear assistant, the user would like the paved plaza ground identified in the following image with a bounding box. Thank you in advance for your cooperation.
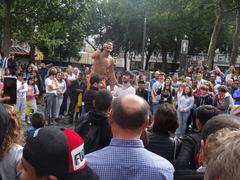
[23,104,75,131]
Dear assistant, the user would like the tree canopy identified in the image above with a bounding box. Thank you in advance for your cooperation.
[0,0,240,67]
[86,0,240,69]
[0,0,89,60]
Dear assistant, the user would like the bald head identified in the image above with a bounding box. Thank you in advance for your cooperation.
[111,95,150,130]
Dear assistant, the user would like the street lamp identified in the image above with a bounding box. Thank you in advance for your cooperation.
[174,36,177,42]
[143,38,150,70]
[141,16,147,70]
[173,35,178,65]
[184,34,188,39]
[179,34,189,76]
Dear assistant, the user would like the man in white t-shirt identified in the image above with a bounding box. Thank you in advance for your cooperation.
[107,84,118,95]
[115,71,135,97]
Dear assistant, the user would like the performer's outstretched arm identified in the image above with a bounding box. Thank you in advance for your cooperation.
[92,50,101,61]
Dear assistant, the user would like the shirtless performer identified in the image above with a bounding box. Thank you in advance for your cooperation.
[91,40,118,87]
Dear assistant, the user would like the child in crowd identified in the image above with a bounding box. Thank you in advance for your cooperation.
[26,77,39,122]
[16,73,28,122]
[26,112,46,136]
[195,85,213,107]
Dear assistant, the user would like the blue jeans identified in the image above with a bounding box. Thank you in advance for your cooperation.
[44,93,57,120]
[176,111,191,135]
[152,103,159,114]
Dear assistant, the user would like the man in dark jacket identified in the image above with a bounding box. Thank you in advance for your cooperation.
[136,80,148,101]
[7,53,17,76]
[75,89,112,154]
[39,63,52,90]
[83,74,101,113]
[174,105,218,170]
[69,72,86,122]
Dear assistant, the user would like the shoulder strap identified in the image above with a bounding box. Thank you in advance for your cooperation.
[173,137,178,162]
[186,134,199,144]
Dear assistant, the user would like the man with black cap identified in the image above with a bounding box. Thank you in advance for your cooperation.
[17,126,98,180]
[136,80,148,101]
[69,71,86,121]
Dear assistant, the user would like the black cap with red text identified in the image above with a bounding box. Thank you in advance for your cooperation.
[23,126,98,180]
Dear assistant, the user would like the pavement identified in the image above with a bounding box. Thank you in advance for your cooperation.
[23,104,75,131]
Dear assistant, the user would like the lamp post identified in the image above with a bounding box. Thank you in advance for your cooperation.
[179,35,189,76]
[174,36,178,62]
[144,38,150,71]
[141,17,147,70]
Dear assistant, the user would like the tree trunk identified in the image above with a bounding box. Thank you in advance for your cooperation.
[3,0,12,57]
[207,7,222,69]
[230,8,240,66]
[30,44,35,63]
[161,48,168,72]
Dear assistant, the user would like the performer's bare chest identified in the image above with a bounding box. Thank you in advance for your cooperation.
[95,57,112,69]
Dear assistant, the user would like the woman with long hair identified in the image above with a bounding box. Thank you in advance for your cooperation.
[59,72,70,117]
[176,85,194,136]
[157,77,175,104]
[56,72,66,117]
[225,65,236,81]
[32,70,44,95]
[0,104,24,180]
[23,66,32,80]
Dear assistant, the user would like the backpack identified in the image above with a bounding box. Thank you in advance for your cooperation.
[175,133,201,170]
[186,134,202,170]
[75,113,101,154]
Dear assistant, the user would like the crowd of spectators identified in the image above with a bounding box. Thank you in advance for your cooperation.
[0,52,240,180]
